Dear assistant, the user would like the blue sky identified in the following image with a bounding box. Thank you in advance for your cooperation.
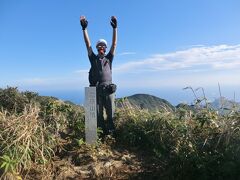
[1,0,240,105]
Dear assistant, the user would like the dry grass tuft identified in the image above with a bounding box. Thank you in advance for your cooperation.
[0,104,56,178]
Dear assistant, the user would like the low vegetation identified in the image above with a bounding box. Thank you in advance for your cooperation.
[0,87,240,179]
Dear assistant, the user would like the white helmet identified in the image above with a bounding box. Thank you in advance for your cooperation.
[96,39,107,48]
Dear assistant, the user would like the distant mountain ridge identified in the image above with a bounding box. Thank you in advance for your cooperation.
[117,93,240,112]
[211,97,240,111]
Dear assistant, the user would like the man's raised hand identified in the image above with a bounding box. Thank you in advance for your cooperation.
[80,16,88,30]
[110,16,117,29]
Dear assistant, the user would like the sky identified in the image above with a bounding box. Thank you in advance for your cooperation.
[1,0,240,105]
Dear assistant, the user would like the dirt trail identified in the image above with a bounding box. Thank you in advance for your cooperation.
[26,137,163,180]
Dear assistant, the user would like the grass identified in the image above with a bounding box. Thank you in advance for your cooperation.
[0,87,240,179]
[0,105,56,178]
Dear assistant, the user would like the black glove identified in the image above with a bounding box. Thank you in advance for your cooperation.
[110,16,117,29]
[80,18,88,30]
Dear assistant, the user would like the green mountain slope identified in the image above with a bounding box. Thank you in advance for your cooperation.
[117,93,175,112]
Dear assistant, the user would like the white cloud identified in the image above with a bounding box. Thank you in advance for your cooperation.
[14,44,240,90]
[114,71,240,89]
[112,44,240,88]
[113,44,240,73]
[16,76,88,90]
[20,78,51,85]
[117,52,136,56]
[74,69,89,75]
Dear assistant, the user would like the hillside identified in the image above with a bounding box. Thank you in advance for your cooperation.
[117,93,175,112]
[1,87,240,179]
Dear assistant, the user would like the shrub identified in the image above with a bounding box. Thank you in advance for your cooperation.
[114,98,240,179]
[0,87,29,114]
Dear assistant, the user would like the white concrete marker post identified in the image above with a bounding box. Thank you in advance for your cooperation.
[84,87,97,144]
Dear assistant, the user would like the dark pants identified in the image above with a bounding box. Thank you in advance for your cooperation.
[97,86,115,135]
